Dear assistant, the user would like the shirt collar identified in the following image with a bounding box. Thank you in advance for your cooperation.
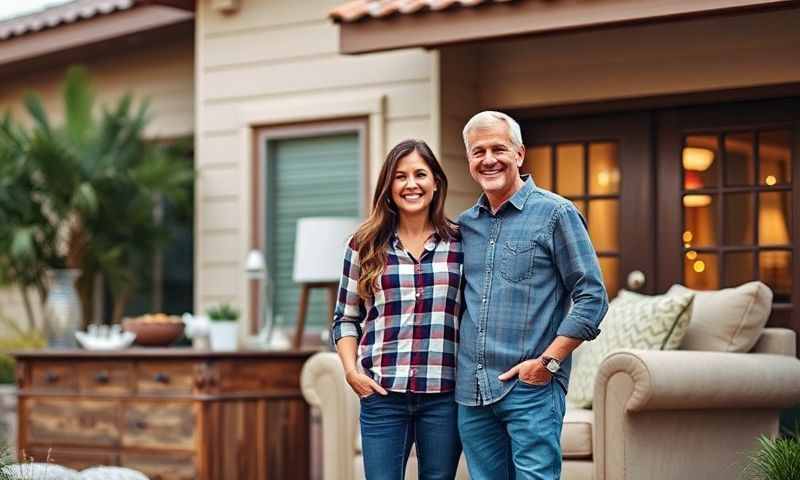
[477,175,536,214]
[391,230,441,251]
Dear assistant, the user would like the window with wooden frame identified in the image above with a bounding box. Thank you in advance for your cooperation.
[250,119,368,336]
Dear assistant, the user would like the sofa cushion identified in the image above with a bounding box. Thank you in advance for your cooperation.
[562,404,593,459]
[668,281,772,352]
[566,289,694,408]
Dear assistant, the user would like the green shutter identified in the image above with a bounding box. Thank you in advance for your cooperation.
[266,133,361,331]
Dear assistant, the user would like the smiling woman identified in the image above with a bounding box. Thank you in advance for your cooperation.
[331,139,464,480]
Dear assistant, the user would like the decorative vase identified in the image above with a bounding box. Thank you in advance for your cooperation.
[209,321,238,351]
[44,269,82,348]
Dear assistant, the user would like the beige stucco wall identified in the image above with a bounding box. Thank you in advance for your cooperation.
[194,0,438,327]
[0,33,194,335]
[0,35,194,138]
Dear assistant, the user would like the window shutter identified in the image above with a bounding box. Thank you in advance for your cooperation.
[267,133,361,331]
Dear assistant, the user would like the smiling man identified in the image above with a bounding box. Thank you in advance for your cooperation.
[456,111,609,480]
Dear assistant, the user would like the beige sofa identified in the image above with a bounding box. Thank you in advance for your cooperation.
[301,327,800,480]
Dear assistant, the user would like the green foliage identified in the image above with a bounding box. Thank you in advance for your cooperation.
[742,428,800,480]
[0,65,195,326]
[207,304,240,322]
[0,314,45,385]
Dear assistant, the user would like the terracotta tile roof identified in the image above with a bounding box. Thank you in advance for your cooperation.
[330,0,517,23]
[0,0,137,40]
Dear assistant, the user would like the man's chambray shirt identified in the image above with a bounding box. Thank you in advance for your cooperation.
[456,176,609,406]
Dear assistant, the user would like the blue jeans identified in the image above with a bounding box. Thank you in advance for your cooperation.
[360,391,462,480]
[457,380,566,480]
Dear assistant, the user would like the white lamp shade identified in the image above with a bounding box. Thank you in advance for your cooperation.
[245,249,266,278]
[293,217,361,283]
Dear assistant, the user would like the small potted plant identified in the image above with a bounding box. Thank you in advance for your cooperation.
[742,427,800,480]
[206,304,239,351]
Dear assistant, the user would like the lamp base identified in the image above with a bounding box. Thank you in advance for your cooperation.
[293,282,338,349]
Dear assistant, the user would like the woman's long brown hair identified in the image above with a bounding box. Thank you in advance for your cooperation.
[352,139,457,299]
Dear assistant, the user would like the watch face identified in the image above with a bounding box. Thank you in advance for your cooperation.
[546,360,560,373]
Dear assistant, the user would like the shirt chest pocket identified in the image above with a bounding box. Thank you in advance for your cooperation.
[500,240,537,283]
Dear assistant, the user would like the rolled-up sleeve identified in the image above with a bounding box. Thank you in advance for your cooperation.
[331,238,366,346]
[552,203,609,341]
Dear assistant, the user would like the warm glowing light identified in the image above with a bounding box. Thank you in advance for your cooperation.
[765,175,777,186]
[686,250,698,260]
[596,169,620,189]
[682,147,715,171]
[683,194,712,208]
[682,231,693,242]
[693,260,706,273]
[684,243,691,248]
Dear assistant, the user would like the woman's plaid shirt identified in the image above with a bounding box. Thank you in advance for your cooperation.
[331,232,463,393]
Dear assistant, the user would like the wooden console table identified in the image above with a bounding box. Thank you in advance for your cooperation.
[13,349,315,480]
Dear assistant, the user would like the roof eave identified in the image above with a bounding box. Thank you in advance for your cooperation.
[337,0,798,55]
[0,5,193,72]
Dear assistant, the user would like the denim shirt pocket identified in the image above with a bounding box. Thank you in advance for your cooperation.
[500,240,536,283]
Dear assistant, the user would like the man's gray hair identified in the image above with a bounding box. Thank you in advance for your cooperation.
[462,111,523,150]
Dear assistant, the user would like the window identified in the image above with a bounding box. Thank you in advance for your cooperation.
[681,129,792,304]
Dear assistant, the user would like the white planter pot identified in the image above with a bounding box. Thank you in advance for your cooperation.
[209,321,238,351]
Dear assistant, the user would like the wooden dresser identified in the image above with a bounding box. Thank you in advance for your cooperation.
[13,349,315,480]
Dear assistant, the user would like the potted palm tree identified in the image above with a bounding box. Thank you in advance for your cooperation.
[0,66,193,342]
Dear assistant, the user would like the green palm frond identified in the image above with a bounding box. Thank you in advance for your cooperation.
[63,66,95,147]
[22,92,50,134]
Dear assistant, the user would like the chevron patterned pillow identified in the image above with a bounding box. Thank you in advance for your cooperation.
[566,290,695,408]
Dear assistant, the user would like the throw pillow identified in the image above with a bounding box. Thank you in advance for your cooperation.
[668,281,772,352]
[566,290,694,408]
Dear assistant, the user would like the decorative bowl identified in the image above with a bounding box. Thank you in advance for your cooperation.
[75,330,136,351]
[122,314,185,346]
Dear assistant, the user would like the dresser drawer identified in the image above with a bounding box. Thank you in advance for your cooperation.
[25,398,120,447]
[121,452,196,480]
[123,401,195,450]
[26,447,118,471]
[78,362,133,395]
[30,363,77,392]
[136,362,195,396]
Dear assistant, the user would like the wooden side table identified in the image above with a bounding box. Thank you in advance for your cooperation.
[13,349,315,480]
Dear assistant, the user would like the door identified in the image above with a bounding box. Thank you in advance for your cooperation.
[657,98,800,332]
[522,113,654,298]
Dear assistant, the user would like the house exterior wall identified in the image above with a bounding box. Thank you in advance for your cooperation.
[0,35,194,138]
[0,34,194,335]
[469,9,800,110]
[437,7,800,227]
[193,0,437,328]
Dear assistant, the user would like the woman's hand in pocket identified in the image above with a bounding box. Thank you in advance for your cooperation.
[345,370,388,398]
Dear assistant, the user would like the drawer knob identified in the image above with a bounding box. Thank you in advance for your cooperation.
[154,372,170,384]
[134,420,147,430]
[44,372,59,384]
[95,371,110,384]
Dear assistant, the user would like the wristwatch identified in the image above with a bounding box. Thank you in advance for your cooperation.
[541,356,561,374]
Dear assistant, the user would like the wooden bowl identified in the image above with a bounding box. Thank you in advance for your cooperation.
[122,317,185,347]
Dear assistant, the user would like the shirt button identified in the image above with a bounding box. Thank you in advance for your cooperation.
[477,364,483,370]
[490,240,495,246]
[415,292,420,298]
[482,297,487,303]
[410,368,416,376]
